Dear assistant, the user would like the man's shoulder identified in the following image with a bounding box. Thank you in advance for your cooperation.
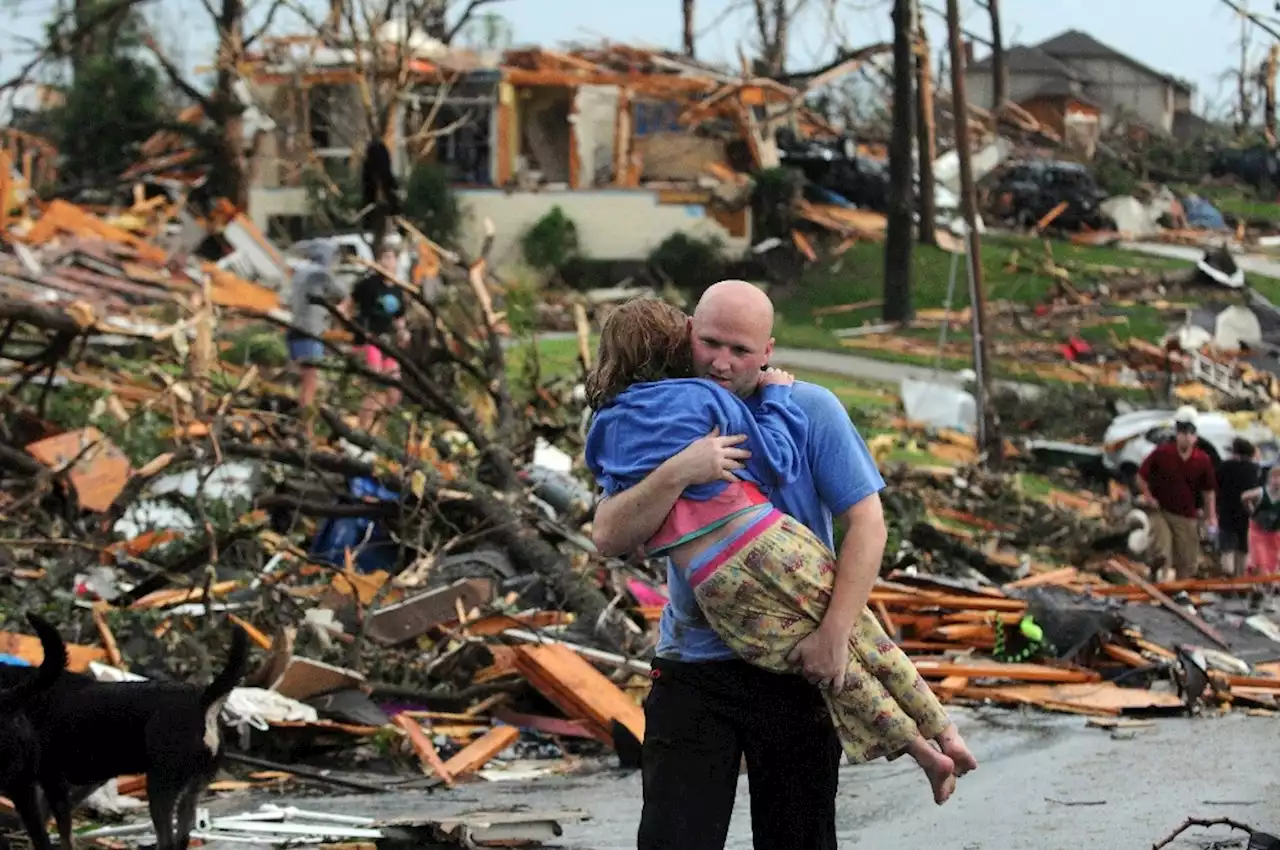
[788,381,846,420]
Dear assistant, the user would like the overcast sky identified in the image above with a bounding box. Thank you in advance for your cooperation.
[0,0,1265,117]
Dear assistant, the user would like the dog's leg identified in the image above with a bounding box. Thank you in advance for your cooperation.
[11,783,55,850]
[172,776,208,850]
[146,774,182,850]
[41,779,74,850]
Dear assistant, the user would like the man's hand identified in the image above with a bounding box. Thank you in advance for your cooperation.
[675,427,751,485]
[786,625,851,693]
[758,367,795,388]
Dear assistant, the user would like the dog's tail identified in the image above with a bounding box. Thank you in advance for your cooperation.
[0,613,68,712]
[199,624,249,712]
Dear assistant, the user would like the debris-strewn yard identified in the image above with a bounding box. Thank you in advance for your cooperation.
[0,178,1277,848]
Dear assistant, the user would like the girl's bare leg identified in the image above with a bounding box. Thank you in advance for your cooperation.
[935,724,979,776]
[904,736,956,805]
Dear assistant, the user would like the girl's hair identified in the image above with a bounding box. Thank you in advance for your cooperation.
[1233,437,1256,458]
[584,297,693,408]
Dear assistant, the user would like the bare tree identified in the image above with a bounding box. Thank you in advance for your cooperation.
[752,0,812,78]
[142,0,287,210]
[682,0,696,57]
[883,0,914,323]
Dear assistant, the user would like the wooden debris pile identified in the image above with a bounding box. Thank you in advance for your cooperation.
[875,560,1280,718]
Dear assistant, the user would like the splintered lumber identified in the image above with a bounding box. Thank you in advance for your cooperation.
[0,629,105,672]
[1005,567,1081,589]
[1104,559,1229,649]
[869,591,1026,613]
[1101,643,1150,668]
[955,682,1184,716]
[441,725,520,778]
[394,714,454,786]
[510,644,645,744]
[912,659,1101,684]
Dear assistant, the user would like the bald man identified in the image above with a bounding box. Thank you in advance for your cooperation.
[593,281,888,850]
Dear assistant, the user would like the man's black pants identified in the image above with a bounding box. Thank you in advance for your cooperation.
[636,657,841,850]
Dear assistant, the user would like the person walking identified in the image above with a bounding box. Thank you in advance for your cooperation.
[287,240,344,412]
[1136,405,1218,582]
[1216,437,1259,577]
[591,280,888,850]
[1243,464,1280,576]
[350,248,408,433]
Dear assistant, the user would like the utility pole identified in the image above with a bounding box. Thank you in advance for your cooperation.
[884,0,916,322]
[945,0,1001,466]
[1266,45,1278,147]
[985,0,1005,114]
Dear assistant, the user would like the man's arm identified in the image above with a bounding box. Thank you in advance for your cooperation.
[782,385,887,692]
[1201,460,1219,526]
[591,428,751,557]
[824,494,888,638]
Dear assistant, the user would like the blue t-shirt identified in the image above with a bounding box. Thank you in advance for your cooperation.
[654,380,887,661]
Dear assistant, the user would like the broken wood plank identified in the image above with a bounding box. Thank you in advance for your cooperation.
[0,630,105,673]
[912,659,1101,684]
[1105,558,1229,649]
[441,725,520,777]
[511,644,645,743]
[394,714,455,786]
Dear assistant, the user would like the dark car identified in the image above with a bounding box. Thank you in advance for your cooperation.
[774,130,894,212]
[987,160,1111,231]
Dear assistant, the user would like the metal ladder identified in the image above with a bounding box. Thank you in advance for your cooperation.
[1185,350,1255,399]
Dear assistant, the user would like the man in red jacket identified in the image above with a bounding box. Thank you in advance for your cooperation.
[1137,406,1218,581]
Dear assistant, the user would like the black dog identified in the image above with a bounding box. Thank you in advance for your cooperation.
[0,614,68,850]
[0,622,249,850]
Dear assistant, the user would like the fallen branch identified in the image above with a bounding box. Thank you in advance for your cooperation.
[1151,817,1255,850]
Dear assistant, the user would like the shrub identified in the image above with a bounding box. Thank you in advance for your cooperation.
[648,232,727,297]
[403,161,462,242]
[521,206,581,271]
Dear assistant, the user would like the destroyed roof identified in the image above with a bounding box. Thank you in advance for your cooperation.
[1031,29,1194,93]
[1023,77,1104,109]
[969,44,1083,80]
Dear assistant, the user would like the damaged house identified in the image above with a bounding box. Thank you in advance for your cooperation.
[239,40,857,265]
[964,29,1199,156]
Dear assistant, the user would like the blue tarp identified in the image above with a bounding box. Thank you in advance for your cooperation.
[308,477,399,574]
[1182,194,1229,231]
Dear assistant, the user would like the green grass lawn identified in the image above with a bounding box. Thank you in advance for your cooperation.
[523,336,901,414]
[768,232,1220,353]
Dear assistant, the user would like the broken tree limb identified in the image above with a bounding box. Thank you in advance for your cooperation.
[112,519,265,606]
[1150,817,1255,850]
[313,303,521,490]
[0,295,98,337]
[314,414,637,652]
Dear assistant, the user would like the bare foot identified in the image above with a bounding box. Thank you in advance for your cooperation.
[906,737,957,805]
[936,724,979,777]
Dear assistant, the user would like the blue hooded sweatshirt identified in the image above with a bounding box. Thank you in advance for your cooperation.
[585,377,810,502]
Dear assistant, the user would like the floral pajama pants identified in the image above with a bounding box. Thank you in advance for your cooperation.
[689,509,951,763]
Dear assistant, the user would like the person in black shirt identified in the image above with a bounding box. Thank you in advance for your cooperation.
[1216,437,1260,576]
[351,249,408,433]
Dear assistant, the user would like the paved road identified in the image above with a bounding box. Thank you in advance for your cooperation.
[201,709,1278,849]
[532,333,1039,395]
[1120,240,1280,281]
